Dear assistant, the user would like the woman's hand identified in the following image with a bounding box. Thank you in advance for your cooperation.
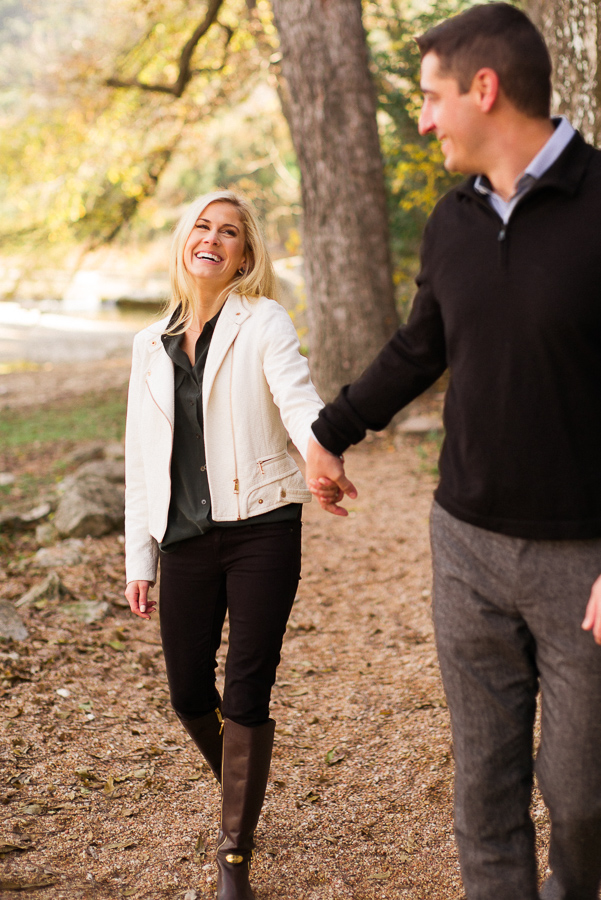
[125,581,156,620]
[582,574,601,644]
[306,438,357,516]
[307,476,344,505]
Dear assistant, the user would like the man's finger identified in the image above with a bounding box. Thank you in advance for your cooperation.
[323,499,349,517]
[336,474,358,499]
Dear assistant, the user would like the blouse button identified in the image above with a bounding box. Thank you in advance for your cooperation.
[258,499,263,504]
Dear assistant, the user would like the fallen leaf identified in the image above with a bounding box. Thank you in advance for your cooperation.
[367,872,391,881]
[20,803,45,816]
[107,640,126,652]
[103,775,115,795]
[0,876,58,890]
[194,834,206,860]
[325,748,346,766]
[105,839,137,851]
[0,838,33,854]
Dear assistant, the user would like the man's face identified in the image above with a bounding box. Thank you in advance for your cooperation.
[418,52,485,174]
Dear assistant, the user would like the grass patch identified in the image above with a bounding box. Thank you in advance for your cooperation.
[0,386,127,450]
[416,429,444,477]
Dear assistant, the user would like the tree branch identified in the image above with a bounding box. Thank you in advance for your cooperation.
[106,0,226,98]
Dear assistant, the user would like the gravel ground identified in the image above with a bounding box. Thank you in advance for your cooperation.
[0,403,551,899]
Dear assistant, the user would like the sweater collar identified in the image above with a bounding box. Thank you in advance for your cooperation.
[457,130,593,205]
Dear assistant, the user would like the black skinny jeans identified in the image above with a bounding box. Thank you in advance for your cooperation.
[159,520,302,727]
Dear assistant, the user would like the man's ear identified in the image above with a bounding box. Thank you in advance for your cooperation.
[470,67,500,113]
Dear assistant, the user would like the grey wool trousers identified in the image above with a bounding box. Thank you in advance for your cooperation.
[430,502,601,900]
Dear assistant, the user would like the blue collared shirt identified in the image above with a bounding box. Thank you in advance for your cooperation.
[474,116,575,223]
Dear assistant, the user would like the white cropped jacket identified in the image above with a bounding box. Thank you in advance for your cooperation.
[124,293,324,583]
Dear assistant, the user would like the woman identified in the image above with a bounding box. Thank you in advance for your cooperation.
[124,190,331,899]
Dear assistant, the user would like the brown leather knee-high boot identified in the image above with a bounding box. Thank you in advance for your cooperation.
[216,718,275,900]
[177,708,224,783]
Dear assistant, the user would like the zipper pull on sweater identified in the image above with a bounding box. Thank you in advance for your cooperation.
[497,225,508,265]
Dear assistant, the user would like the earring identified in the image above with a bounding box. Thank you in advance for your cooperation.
[237,266,246,275]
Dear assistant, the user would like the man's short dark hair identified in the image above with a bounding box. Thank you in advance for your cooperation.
[416,3,552,119]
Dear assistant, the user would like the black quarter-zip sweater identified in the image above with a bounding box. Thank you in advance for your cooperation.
[313,133,601,540]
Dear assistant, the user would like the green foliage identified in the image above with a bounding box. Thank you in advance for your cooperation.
[0,387,127,448]
[0,0,288,253]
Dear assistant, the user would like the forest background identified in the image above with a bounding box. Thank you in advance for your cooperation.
[1,0,599,398]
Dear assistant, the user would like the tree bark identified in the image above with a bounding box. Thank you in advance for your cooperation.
[526,0,600,145]
[271,0,398,401]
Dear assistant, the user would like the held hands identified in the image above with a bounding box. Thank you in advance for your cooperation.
[306,436,357,517]
[124,580,156,621]
[582,574,601,644]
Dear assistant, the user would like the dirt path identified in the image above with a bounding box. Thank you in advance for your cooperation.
[0,369,550,899]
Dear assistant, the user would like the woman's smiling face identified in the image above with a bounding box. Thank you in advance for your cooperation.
[183,201,247,290]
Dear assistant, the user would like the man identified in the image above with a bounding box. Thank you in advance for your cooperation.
[306,4,601,898]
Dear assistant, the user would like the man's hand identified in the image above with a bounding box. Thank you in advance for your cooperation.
[125,580,156,620]
[306,435,357,516]
[582,574,601,644]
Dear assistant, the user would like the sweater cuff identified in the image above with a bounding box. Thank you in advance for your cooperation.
[311,416,352,457]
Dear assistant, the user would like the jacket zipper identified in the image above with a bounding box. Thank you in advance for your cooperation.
[228,346,241,520]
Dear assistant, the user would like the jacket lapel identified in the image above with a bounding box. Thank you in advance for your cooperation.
[203,293,251,407]
[144,321,175,427]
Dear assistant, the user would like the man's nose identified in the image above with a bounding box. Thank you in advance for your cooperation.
[418,104,433,136]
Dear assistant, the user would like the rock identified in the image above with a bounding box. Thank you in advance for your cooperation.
[35,522,57,547]
[54,476,124,538]
[65,443,105,466]
[0,501,52,531]
[0,473,15,486]
[0,601,28,641]
[20,502,52,523]
[104,442,125,461]
[33,539,85,568]
[70,458,125,484]
[61,600,109,624]
[397,415,443,435]
[15,573,76,609]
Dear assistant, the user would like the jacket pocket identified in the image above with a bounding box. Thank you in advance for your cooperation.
[256,450,295,476]
[245,467,311,516]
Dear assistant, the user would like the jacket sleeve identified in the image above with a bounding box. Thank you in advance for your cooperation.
[258,302,325,460]
[312,222,447,456]
[124,335,159,584]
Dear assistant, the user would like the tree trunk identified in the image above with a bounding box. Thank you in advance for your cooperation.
[271,0,398,401]
[526,0,600,145]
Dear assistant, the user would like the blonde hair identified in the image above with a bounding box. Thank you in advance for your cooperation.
[165,190,279,333]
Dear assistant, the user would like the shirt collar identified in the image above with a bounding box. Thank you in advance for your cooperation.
[475,116,576,200]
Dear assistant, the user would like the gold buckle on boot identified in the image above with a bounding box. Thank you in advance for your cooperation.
[225,853,244,865]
